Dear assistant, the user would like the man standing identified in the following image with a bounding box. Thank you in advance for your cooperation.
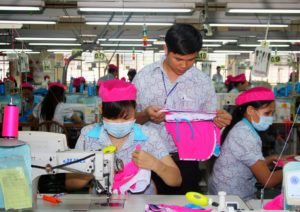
[133,24,232,194]
[212,66,223,83]
[98,64,118,82]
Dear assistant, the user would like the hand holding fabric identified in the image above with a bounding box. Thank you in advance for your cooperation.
[213,109,232,128]
[132,149,158,171]
[146,105,165,123]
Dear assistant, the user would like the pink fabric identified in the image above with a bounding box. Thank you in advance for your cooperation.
[21,83,33,89]
[99,79,137,102]
[112,144,141,194]
[44,75,50,79]
[275,157,296,167]
[165,121,221,161]
[231,73,246,82]
[225,75,233,85]
[109,64,118,71]
[235,87,275,105]
[48,82,64,89]
[263,193,284,210]
[146,204,212,212]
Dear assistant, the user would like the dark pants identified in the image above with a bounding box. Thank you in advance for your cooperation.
[151,153,202,194]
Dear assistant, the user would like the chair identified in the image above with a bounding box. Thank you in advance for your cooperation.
[34,120,70,147]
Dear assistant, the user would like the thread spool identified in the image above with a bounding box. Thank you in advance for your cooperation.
[0,84,5,94]
[284,87,288,97]
[69,83,73,93]
[274,88,278,97]
[218,191,226,212]
[88,86,94,96]
[2,105,19,137]
[80,83,84,93]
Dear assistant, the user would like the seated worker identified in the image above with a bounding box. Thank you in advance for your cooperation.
[19,83,43,122]
[72,77,86,93]
[227,73,248,93]
[65,79,182,194]
[98,64,118,82]
[127,68,137,83]
[28,82,82,125]
[208,87,297,201]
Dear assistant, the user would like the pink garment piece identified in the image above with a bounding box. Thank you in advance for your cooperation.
[145,204,212,212]
[275,158,296,167]
[165,120,220,161]
[112,144,140,194]
[263,193,284,210]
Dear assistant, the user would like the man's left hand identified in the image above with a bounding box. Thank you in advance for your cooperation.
[213,109,232,128]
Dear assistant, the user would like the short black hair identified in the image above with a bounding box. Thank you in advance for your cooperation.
[22,87,33,92]
[165,23,202,55]
[102,100,136,120]
[217,66,221,69]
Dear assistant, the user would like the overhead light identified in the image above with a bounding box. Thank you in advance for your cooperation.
[203,39,237,43]
[212,52,241,55]
[0,49,32,52]
[275,51,300,53]
[47,49,72,52]
[228,9,300,14]
[29,43,81,46]
[0,43,10,45]
[258,39,300,43]
[80,8,192,13]
[0,6,41,11]
[239,44,290,47]
[203,44,222,47]
[86,22,173,26]
[26,51,40,54]
[0,23,22,29]
[16,37,76,41]
[0,20,56,25]
[80,34,97,37]
[210,23,288,28]
[153,41,165,45]
[108,38,157,42]
[214,50,253,53]
[104,50,144,53]
[100,43,152,47]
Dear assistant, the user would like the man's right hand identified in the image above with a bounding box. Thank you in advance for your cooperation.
[145,105,165,123]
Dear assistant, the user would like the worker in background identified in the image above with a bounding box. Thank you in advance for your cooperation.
[288,72,299,82]
[27,74,34,84]
[127,68,137,83]
[208,87,297,201]
[228,73,248,93]
[133,23,232,194]
[28,82,82,125]
[212,66,223,83]
[65,79,181,194]
[19,83,43,123]
[98,64,118,82]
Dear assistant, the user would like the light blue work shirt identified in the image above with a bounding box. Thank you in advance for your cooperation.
[133,56,218,153]
[208,118,265,201]
[98,73,115,82]
[229,87,239,93]
[23,95,43,113]
[75,123,169,194]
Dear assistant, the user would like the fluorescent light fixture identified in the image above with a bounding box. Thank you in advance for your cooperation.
[258,39,300,43]
[0,6,40,11]
[210,23,288,28]
[203,39,237,43]
[0,43,10,45]
[80,34,97,37]
[212,53,241,55]
[100,43,152,47]
[228,9,300,14]
[16,37,76,41]
[104,50,144,53]
[86,22,173,26]
[239,44,290,47]
[0,20,56,25]
[26,51,40,54]
[153,41,165,45]
[275,51,300,54]
[29,43,81,46]
[214,50,253,53]
[108,38,157,42]
[0,23,22,29]
[80,8,192,13]
[203,44,222,47]
[47,49,72,52]
[0,49,32,52]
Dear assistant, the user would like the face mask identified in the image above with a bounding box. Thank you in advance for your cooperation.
[251,112,273,131]
[103,119,135,138]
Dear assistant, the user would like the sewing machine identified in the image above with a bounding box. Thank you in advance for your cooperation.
[17,131,121,208]
[64,103,99,123]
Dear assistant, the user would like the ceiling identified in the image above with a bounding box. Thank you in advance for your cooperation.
[0,0,300,54]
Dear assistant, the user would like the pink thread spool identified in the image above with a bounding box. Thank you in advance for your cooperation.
[2,105,19,137]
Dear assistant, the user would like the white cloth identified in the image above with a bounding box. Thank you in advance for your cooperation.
[33,102,73,125]
[115,169,151,194]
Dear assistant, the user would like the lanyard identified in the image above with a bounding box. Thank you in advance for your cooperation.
[161,71,178,105]
[242,118,259,137]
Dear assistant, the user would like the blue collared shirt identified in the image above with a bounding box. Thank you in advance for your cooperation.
[133,56,218,153]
